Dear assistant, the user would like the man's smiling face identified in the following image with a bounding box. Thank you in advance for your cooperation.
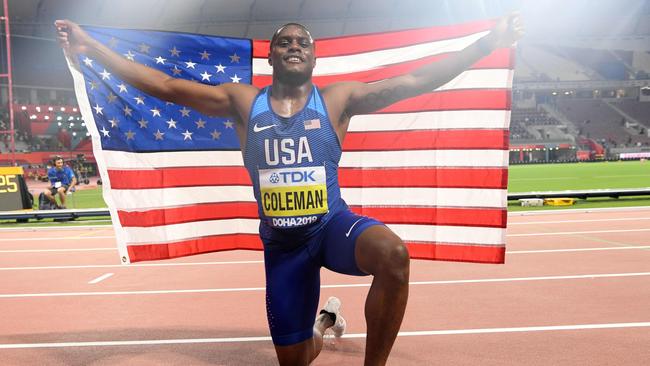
[268,24,316,85]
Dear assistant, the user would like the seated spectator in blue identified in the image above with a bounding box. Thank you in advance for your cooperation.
[43,156,76,209]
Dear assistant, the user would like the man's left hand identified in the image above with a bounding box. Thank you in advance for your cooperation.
[492,12,525,48]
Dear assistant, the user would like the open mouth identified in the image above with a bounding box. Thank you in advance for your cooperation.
[284,55,304,63]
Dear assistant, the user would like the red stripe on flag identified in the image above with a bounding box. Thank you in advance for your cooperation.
[349,206,506,228]
[343,129,508,151]
[406,242,505,264]
[127,234,263,263]
[252,20,496,58]
[379,89,511,113]
[118,202,259,227]
[106,166,508,190]
[108,167,251,189]
[252,49,513,87]
[340,167,507,189]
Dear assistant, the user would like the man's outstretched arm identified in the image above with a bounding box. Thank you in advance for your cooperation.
[332,13,524,118]
[54,20,255,118]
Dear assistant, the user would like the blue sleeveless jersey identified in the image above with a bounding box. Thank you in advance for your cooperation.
[244,86,348,236]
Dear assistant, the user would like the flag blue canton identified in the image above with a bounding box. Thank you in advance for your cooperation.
[79,26,252,152]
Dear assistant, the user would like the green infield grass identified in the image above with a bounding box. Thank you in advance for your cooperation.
[508,160,650,192]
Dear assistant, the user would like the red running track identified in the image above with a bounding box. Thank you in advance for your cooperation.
[1,207,650,365]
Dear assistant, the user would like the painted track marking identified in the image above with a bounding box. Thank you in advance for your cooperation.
[2,271,650,298]
[88,273,114,284]
[1,321,649,349]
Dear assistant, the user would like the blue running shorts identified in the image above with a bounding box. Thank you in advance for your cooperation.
[260,209,384,346]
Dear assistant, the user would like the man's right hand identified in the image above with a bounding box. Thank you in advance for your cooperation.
[54,20,95,57]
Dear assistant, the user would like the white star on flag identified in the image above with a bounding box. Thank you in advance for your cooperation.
[171,66,182,76]
[93,104,103,115]
[166,118,178,129]
[100,126,110,137]
[155,56,166,64]
[223,120,234,129]
[185,60,196,69]
[154,129,165,140]
[109,117,119,128]
[210,129,221,139]
[117,83,128,93]
[215,63,226,73]
[230,74,241,83]
[107,93,117,103]
[169,46,181,57]
[125,130,136,140]
[179,107,191,117]
[150,108,161,117]
[123,105,133,116]
[99,69,111,80]
[229,53,240,63]
[200,50,211,60]
[83,57,93,67]
[182,130,193,140]
[200,71,212,81]
[195,118,206,128]
[138,118,148,128]
[138,43,151,54]
[124,50,135,61]
[134,96,145,105]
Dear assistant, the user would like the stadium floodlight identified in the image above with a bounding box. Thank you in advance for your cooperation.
[48,107,53,111]
[73,108,78,112]
[44,115,49,120]
[56,116,62,121]
[72,132,77,136]
[21,106,26,110]
[35,106,41,112]
[57,122,62,126]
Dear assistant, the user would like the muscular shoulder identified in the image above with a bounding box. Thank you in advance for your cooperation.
[320,82,362,121]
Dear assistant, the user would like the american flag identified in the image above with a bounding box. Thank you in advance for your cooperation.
[65,20,513,264]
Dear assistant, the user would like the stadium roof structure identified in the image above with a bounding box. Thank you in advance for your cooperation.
[8,0,650,40]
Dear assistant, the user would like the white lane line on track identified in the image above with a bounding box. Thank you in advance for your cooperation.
[509,217,650,225]
[1,271,649,298]
[0,236,115,242]
[1,321,649,349]
[3,243,650,270]
[507,246,650,254]
[0,248,115,253]
[507,228,650,237]
[0,260,264,271]
[88,273,114,284]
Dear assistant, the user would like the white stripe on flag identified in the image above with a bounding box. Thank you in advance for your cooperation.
[340,150,509,168]
[110,186,505,210]
[122,220,504,246]
[341,187,506,208]
[253,31,488,76]
[102,149,509,170]
[103,150,244,169]
[123,219,259,244]
[435,69,512,91]
[348,110,511,132]
[389,224,505,245]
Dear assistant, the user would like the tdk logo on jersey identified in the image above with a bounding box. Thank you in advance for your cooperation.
[269,170,316,184]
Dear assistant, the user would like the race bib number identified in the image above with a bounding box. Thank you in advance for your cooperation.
[259,166,328,217]
[54,182,62,188]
